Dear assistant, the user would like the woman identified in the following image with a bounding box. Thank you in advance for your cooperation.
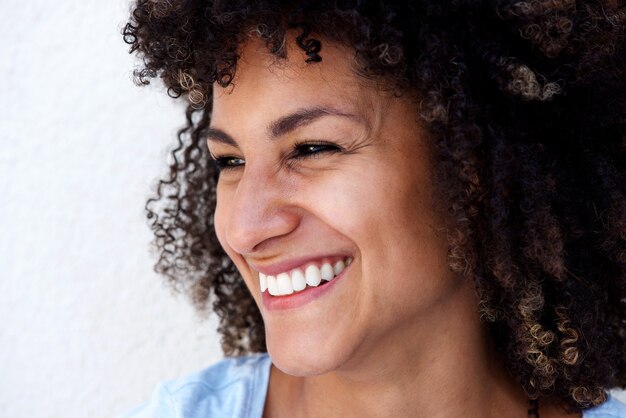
[122,1,626,417]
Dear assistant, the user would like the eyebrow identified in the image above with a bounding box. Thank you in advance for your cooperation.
[269,106,356,138]
[206,106,358,147]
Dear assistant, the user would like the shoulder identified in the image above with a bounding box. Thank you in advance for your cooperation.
[120,353,272,418]
[583,394,626,418]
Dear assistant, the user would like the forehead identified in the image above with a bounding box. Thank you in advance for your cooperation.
[210,35,380,125]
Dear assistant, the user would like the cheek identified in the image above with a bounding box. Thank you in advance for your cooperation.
[310,161,422,237]
[320,158,445,266]
[296,176,373,244]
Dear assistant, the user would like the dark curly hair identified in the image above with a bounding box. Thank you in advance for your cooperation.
[123,0,626,411]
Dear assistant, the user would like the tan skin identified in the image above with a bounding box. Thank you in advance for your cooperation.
[208,35,581,418]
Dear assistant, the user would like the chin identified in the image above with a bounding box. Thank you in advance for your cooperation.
[266,331,353,377]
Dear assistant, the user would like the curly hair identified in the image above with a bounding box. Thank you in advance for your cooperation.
[123,0,626,411]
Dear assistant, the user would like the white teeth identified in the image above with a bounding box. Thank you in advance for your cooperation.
[291,269,307,292]
[333,260,345,276]
[276,273,293,295]
[305,265,322,287]
[320,263,334,281]
[267,275,278,296]
[261,256,353,297]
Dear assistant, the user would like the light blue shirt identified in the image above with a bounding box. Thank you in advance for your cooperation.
[122,353,626,417]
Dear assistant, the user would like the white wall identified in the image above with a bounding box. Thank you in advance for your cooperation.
[0,1,222,417]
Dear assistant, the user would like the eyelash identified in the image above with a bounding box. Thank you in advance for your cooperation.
[211,141,341,172]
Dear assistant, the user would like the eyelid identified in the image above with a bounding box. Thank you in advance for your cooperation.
[210,140,342,173]
[290,140,342,159]
[210,153,245,172]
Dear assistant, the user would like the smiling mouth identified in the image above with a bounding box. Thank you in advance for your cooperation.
[260,256,353,297]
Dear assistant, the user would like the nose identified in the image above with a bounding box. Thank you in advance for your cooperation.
[223,166,300,256]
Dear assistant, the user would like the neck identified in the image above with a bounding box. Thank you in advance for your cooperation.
[265,280,532,418]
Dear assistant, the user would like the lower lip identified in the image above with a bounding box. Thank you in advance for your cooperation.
[261,266,350,311]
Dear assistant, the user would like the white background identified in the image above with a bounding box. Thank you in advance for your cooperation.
[1,1,624,418]
[0,1,222,417]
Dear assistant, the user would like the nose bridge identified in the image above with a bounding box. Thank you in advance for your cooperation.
[226,163,297,254]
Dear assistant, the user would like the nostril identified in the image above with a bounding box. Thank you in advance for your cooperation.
[227,209,301,255]
[223,197,302,255]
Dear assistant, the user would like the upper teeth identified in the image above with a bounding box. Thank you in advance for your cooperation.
[259,257,352,296]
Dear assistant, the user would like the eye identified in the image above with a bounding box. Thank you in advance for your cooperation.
[211,155,245,172]
[292,141,341,159]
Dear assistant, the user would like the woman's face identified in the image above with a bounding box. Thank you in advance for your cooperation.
[209,36,464,375]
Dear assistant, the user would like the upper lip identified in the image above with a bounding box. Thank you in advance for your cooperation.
[248,254,352,276]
